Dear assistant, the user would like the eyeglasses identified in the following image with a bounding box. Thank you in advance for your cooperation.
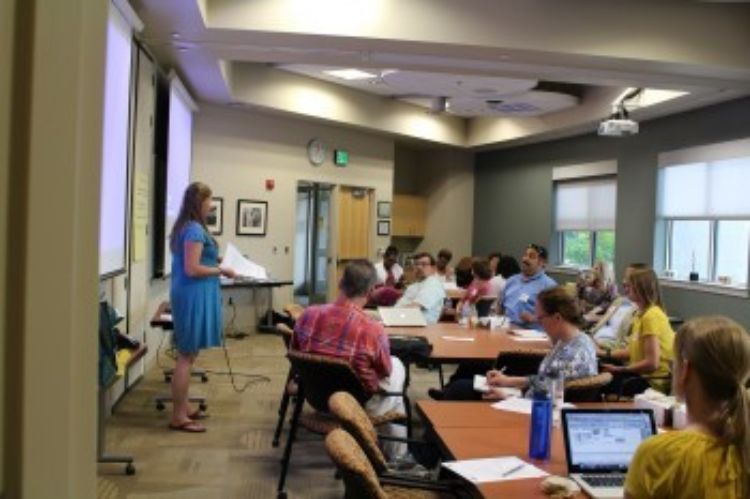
[414,261,431,267]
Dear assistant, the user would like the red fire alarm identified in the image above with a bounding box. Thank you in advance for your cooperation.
[266,179,275,190]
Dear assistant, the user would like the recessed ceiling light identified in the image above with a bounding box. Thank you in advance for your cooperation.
[324,68,377,80]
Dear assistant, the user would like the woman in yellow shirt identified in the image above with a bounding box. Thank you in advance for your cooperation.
[601,268,674,396]
[625,316,749,498]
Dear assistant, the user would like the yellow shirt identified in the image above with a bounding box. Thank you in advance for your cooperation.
[625,430,745,499]
[628,305,674,392]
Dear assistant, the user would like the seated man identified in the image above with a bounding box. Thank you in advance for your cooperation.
[501,244,557,329]
[292,260,407,458]
[370,245,404,306]
[395,252,446,325]
[436,248,455,282]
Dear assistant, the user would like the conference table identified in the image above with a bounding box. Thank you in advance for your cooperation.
[417,400,632,498]
[385,322,551,363]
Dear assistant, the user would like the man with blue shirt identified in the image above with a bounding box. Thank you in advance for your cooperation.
[502,244,557,329]
[395,252,446,324]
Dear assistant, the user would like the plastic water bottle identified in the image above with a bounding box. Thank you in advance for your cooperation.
[528,388,553,461]
[549,371,565,428]
[459,301,471,327]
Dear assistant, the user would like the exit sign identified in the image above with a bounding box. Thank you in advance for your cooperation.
[334,149,349,166]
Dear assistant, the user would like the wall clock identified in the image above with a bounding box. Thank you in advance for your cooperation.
[307,138,327,166]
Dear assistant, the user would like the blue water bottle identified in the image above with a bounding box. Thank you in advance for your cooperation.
[528,388,553,460]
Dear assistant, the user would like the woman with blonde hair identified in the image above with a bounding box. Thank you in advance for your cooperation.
[625,316,750,498]
[169,182,235,432]
[601,268,674,395]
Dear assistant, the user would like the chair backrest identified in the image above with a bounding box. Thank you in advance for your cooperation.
[275,322,294,349]
[284,303,305,323]
[325,429,389,499]
[328,391,388,474]
[475,296,497,318]
[493,349,546,376]
[564,372,613,402]
[287,351,370,412]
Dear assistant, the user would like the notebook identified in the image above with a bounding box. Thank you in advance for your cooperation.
[378,307,428,327]
[562,409,656,499]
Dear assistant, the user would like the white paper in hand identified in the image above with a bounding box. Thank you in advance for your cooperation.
[222,243,268,280]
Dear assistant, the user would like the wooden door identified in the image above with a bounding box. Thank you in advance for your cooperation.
[332,186,372,298]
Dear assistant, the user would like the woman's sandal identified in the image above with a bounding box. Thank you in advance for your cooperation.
[168,420,206,433]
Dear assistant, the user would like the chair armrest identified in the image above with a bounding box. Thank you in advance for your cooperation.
[378,390,407,398]
[377,434,434,447]
[379,474,471,498]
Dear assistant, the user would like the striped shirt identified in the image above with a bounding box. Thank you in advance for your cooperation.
[291,298,392,394]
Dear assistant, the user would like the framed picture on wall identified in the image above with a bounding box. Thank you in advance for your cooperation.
[206,197,223,235]
[377,220,391,236]
[236,199,268,236]
[377,201,391,218]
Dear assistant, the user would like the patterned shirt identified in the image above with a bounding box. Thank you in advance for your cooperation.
[527,331,598,395]
[291,298,392,394]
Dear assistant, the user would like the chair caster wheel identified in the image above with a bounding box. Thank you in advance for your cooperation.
[125,463,136,475]
[156,402,165,411]
[201,375,209,383]
[199,403,207,412]
[277,492,287,499]
[272,439,280,448]
[164,375,171,383]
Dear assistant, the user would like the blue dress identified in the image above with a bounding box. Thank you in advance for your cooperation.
[170,221,222,354]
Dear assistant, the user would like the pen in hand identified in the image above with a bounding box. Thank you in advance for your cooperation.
[501,463,525,477]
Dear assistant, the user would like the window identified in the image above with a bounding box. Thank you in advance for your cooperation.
[555,176,617,268]
[657,139,750,288]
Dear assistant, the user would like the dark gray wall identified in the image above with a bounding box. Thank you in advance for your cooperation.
[474,96,750,328]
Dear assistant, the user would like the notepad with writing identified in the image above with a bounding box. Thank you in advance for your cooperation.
[442,456,548,483]
[473,375,522,398]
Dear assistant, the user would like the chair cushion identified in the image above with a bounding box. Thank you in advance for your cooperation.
[383,485,450,499]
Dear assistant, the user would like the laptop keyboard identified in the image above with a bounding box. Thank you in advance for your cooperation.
[581,474,626,487]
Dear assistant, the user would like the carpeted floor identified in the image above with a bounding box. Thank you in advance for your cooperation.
[98,332,449,498]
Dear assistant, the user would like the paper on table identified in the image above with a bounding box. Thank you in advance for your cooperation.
[509,328,548,339]
[442,456,548,483]
[222,243,268,280]
[474,376,523,398]
[511,336,550,343]
[492,397,575,414]
[441,336,475,342]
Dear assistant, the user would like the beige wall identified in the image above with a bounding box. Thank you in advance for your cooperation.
[192,106,395,327]
[393,144,475,260]
[415,149,475,259]
[0,0,15,492]
[3,1,107,497]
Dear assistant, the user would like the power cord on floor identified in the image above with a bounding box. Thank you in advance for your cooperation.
[154,302,270,393]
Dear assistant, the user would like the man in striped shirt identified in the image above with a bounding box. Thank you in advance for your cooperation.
[292,259,407,458]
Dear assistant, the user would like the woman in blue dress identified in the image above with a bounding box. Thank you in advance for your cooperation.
[169,182,235,432]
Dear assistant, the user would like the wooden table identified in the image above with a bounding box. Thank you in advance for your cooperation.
[387,323,550,362]
[417,401,633,498]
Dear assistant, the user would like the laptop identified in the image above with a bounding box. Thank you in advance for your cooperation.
[378,307,427,327]
[561,409,656,499]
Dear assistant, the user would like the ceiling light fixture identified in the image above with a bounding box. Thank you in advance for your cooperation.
[324,68,377,80]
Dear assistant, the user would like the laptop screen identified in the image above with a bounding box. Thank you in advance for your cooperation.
[562,409,656,473]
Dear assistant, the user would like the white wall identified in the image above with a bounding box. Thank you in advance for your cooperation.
[193,105,395,328]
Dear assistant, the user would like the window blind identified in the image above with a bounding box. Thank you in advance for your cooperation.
[658,138,750,218]
[555,177,617,231]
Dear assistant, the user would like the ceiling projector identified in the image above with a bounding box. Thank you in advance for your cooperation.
[598,118,639,137]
